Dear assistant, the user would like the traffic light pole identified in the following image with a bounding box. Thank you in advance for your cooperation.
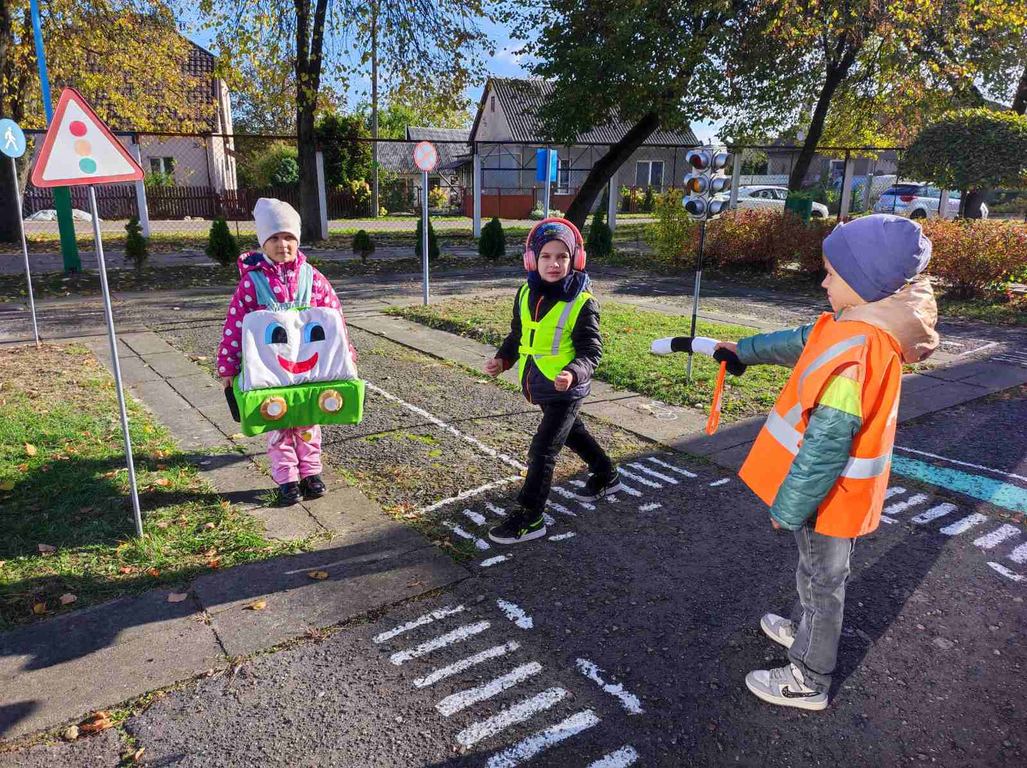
[686,215,708,383]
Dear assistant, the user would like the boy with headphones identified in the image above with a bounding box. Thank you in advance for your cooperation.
[483,218,623,544]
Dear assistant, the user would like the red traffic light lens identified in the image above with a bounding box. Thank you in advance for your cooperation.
[686,149,712,170]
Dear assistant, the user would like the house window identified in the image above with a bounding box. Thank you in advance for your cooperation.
[557,158,570,193]
[829,159,845,182]
[149,157,175,176]
[634,160,664,190]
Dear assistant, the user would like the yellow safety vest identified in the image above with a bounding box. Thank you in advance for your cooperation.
[516,283,592,383]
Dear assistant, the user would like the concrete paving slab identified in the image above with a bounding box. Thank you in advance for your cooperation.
[955,362,1027,392]
[583,396,707,444]
[143,350,209,380]
[670,416,764,457]
[0,727,123,767]
[128,379,225,451]
[113,355,160,386]
[193,540,468,658]
[120,331,178,357]
[898,380,993,422]
[0,589,223,740]
[901,373,949,396]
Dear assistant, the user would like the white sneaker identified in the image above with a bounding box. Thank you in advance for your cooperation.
[760,613,796,649]
[745,663,828,711]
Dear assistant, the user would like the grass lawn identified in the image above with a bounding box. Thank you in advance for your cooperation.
[0,344,309,629]
[388,296,793,420]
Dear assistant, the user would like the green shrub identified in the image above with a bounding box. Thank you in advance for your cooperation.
[705,209,830,274]
[352,229,375,263]
[921,219,1027,298]
[206,218,239,266]
[585,207,613,260]
[645,189,696,264]
[529,205,564,220]
[478,217,506,260]
[415,216,440,261]
[124,216,148,271]
[428,186,449,210]
[642,186,656,213]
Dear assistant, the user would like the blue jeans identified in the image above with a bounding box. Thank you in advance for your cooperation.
[788,523,856,692]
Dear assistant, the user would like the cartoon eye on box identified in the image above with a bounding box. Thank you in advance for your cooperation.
[232,307,365,435]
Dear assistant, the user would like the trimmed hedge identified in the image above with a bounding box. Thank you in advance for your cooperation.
[921,219,1027,298]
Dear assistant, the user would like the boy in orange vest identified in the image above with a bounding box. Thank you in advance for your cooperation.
[718,214,939,710]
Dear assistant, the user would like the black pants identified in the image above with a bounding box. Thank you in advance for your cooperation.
[517,398,614,515]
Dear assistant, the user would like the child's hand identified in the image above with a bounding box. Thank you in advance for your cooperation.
[716,341,738,355]
[221,376,233,389]
[554,371,574,392]
[483,357,503,377]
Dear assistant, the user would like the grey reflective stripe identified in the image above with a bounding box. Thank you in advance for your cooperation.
[841,453,891,479]
[798,335,866,387]
[549,300,578,355]
[782,402,803,427]
[764,409,802,454]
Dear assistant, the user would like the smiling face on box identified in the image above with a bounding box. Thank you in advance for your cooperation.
[239,307,357,391]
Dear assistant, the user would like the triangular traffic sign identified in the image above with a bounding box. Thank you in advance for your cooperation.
[31,88,144,188]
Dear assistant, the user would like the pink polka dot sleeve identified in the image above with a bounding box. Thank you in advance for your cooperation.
[216,278,255,377]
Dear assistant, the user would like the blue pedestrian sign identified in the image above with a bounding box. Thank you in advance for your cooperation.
[535,148,558,183]
[0,119,26,159]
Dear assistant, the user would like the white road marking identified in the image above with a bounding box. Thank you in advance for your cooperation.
[373,604,466,644]
[973,524,1021,550]
[638,502,662,512]
[645,456,697,478]
[549,532,577,541]
[911,503,958,525]
[417,476,521,514]
[939,513,990,536]
[485,502,506,517]
[547,500,578,517]
[619,468,662,489]
[413,640,521,688]
[543,512,557,525]
[885,486,906,500]
[988,562,1024,582]
[614,481,643,497]
[587,746,640,768]
[892,445,1027,483]
[443,521,491,551]
[435,662,543,716]
[552,485,596,510]
[497,598,534,629]
[1008,541,1027,565]
[627,462,678,485]
[884,493,930,517]
[284,549,400,575]
[462,508,487,526]
[486,709,601,768]
[367,382,527,471]
[569,479,586,488]
[575,658,644,715]
[480,555,511,568]
[880,515,897,524]
[708,478,730,487]
[389,621,491,665]
[456,687,569,747]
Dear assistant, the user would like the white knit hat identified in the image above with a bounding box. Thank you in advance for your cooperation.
[253,198,301,247]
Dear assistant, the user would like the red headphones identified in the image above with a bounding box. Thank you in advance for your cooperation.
[523,217,587,272]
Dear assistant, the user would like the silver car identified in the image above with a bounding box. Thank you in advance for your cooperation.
[873,183,987,219]
[716,185,831,218]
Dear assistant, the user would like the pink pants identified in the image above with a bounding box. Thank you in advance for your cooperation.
[267,425,323,485]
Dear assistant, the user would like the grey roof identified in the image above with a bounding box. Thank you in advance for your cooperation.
[475,77,698,146]
[378,127,471,174]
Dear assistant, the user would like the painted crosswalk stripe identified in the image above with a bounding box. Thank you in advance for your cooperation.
[435,662,543,716]
[553,485,596,510]
[939,513,990,536]
[709,478,730,487]
[614,481,643,497]
[619,468,662,489]
[575,658,644,715]
[884,493,929,517]
[480,555,511,568]
[885,486,906,500]
[569,479,586,488]
[389,621,491,665]
[910,503,957,525]
[549,532,576,541]
[373,605,465,644]
[486,709,601,768]
[973,525,1021,550]
[543,511,557,525]
[1008,542,1027,565]
[485,502,506,517]
[645,456,697,478]
[988,562,1025,582]
[413,640,521,688]
[443,521,490,550]
[462,508,487,526]
[547,500,578,517]
[627,462,678,485]
[456,687,569,747]
[639,502,662,512]
[497,598,534,629]
[587,746,640,768]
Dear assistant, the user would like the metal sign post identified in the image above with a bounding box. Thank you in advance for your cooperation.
[686,217,708,381]
[413,141,439,306]
[1,119,39,348]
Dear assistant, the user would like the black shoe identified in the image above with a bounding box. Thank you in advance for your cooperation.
[300,474,327,499]
[488,509,547,545]
[579,469,625,500]
[277,481,302,506]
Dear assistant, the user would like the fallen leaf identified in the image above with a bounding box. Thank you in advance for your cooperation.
[207,558,221,570]
[128,747,145,762]
[245,599,267,611]
[167,592,189,603]
[154,477,171,487]
[145,567,160,577]
[32,602,47,615]
[0,480,13,491]
[37,543,57,555]
[16,463,28,473]
[78,711,113,734]
[155,463,168,470]
[230,433,245,441]
[203,522,216,530]
[24,443,37,457]
[155,521,169,529]
[63,725,79,741]
[59,593,77,606]
[307,570,329,581]
[119,565,137,575]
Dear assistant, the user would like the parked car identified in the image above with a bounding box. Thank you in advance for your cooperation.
[715,185,830,218]
[873,183,988,219]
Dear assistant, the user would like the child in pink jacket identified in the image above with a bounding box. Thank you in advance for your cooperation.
[217,198,355,505]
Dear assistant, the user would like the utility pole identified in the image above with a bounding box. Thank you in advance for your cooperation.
[370,0,379,218]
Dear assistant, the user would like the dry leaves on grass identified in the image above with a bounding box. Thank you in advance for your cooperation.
[78,711,113,734]
[145,567,160,577]
[153,477,171,488]
[63,725,79,741]
[32,602,47,615]
[24,443,37,457]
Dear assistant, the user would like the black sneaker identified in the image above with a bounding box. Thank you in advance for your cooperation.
[579,469,625,500]
[277,481,302,506]
[488,510,547,545]
[300,474,327,499]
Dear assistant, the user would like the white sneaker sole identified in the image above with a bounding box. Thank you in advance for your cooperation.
[578,481,626,501]
[744,675,828,711]
[488,526,547,545]
[761,614,796,649]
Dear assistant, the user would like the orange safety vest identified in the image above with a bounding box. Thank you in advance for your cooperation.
[738,313,903,538]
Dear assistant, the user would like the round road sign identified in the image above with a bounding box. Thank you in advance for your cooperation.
[0,119,26,159]
[413,141,439,172]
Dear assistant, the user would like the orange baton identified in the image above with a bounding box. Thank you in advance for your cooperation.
[705,360,727,435]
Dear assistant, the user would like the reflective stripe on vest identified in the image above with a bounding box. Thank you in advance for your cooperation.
[516,283,591,382]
